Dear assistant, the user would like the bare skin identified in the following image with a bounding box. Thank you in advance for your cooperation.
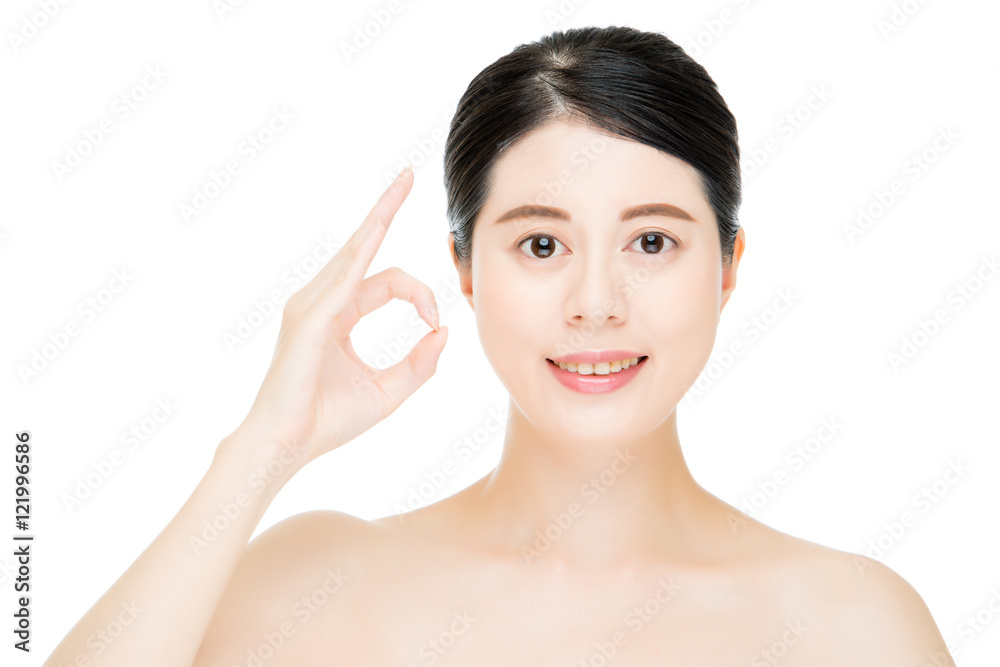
[193,488,953,666]
[47,119,954,667]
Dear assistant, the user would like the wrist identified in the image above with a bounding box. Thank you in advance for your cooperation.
[212,428,308,503]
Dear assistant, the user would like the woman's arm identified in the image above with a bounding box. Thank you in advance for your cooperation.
[44,431,295,667]
[45,165,446,667]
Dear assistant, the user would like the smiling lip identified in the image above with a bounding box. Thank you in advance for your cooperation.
[546,356,648,394]
[547,350,646,365]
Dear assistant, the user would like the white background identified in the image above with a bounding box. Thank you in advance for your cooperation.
[2,0,998,664]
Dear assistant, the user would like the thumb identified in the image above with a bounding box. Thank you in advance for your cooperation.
[377,325,448,409]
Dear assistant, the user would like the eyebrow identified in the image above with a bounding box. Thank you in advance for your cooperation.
[494,203,698,225]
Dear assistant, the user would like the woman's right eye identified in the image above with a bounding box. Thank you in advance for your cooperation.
[517,234,566,259]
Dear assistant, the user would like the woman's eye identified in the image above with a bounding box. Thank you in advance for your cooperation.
[518,234,565,259]
[630,232,675,254]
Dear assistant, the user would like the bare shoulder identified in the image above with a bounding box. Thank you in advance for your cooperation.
[812,551,954,666]
[193,509,377,666]
[752,525,955,666]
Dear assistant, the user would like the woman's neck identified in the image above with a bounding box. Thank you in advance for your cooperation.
[453,400,730,571]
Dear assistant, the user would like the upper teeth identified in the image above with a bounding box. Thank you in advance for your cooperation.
[555,357,641,375]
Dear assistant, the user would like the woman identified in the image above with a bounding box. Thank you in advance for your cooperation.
[47,25,953,666]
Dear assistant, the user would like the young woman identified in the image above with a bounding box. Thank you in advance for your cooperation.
[47,26,954,666]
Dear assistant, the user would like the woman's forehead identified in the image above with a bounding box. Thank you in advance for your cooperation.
[484,123,712,221]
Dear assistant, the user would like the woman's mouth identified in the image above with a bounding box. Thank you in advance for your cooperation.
[545,356,648,394]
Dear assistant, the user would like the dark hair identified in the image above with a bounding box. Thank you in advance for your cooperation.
[443,25,741,272]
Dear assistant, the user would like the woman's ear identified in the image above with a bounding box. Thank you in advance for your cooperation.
[720,226,745,313]
[448,232,474,312]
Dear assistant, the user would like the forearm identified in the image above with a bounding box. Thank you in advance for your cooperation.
[46,431,298,667]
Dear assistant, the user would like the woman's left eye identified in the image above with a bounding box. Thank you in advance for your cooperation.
[629,232,676,254]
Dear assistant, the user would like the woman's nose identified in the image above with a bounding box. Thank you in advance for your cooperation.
[564,256,628,326]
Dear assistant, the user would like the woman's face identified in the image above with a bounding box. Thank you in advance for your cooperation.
[450,118,743,447]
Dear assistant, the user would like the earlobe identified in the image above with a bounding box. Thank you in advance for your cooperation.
[720,227,745,313]
[462,276,474,313]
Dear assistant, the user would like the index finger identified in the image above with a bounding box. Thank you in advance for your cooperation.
[296,165,413,310]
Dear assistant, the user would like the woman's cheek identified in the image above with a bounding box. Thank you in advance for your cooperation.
[680,278,724,386]
[641,267,720,382]
[473,271,534,379]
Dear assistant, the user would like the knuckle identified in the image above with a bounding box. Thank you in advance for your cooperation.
[384,266,407,280]
[282,293,303,317]
[330,270,349,288]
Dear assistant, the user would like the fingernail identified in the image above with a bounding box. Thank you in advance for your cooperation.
[395,164,411,185]
[429,301,439,331]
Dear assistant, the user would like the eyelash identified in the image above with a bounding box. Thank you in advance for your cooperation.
[516,231,677,259]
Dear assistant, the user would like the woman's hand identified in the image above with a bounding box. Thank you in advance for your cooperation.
[228,165,447,472]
